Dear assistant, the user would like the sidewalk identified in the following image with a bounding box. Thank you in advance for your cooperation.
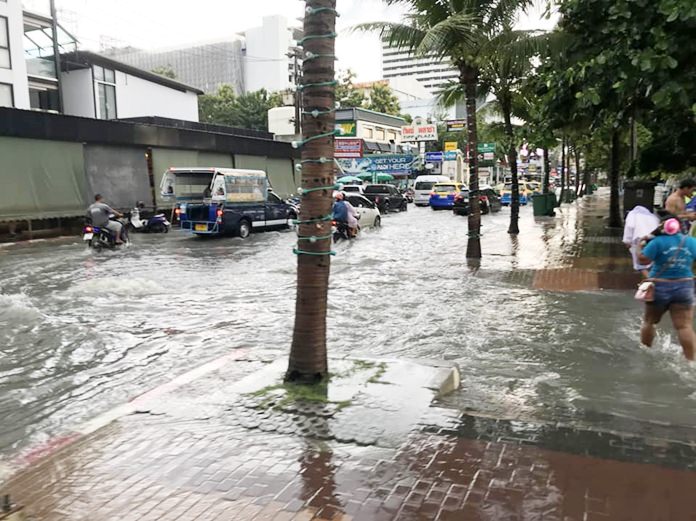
[5,191,692,521]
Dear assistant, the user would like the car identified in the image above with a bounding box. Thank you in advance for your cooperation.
[363,184,408,213]
[413,175,450,206]
[429,182,466,210]
[341,185,365,195]
[455,186,502,215]
[500,182,530,206]
[453,186,502,216]
[344,194,381,228]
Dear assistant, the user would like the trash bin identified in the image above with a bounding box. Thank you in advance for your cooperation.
[623,180,656,216]
[533,193,556,216]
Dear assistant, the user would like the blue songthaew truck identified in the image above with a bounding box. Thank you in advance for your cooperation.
[160,167,297,238]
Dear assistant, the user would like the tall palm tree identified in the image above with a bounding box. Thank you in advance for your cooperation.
[359,0,534,258]
[286,0,337,384]
[477,25,547,234]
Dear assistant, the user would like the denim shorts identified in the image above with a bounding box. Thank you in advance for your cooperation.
[652,280,695,310]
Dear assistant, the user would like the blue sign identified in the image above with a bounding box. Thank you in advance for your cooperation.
[425,152,444,162]
[338,154,416,176]
[444,151,457,161]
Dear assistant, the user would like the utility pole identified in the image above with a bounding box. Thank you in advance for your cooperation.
[287,48,302,136]
[49,0,64,113]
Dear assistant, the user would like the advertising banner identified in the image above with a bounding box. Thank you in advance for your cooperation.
[444,141,457,152]
[337,154,416,176]
[335,121,357,137]
[334,139,363,158]
[401,123,438,142]
[446,119,466,132]
[424,151,444,163]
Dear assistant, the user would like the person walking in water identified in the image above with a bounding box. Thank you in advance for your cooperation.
[639,218,696,360]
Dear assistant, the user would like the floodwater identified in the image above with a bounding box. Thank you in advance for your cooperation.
[1,204,696,460]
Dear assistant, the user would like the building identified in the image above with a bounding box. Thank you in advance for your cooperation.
[0,0,77,112]
[0,107,299,229]
[353,77,432,104]
[104,15,303,95]
[61,51,202,121]
[106,41,244,95]
[381,41,459,96]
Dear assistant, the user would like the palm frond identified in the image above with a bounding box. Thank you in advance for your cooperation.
[415,12,479,59]
[352,21,426,54]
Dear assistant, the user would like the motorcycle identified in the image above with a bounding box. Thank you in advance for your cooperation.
[332,220,359,242]
[83,218,129,250]
[129,205,171,233]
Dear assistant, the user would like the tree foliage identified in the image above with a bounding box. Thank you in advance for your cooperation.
[151,65,177,79]
[198,86,284,131]
[366,83,401,115]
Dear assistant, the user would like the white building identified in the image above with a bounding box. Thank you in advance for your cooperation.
[381,41,459,96]
[61,51,202,121]
[242,15,303,94]
[0,0,76,111]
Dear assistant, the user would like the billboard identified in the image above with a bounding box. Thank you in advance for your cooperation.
[401,123,438,142]
[445,119,466,132]
[337,154,416,176]
[335,121,357,137]
[334,139,363,158]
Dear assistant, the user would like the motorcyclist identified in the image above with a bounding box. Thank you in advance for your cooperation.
[86,194,125,244]
[333,192,358,238]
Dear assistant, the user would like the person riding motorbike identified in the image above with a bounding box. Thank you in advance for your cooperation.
[86,194,125,244]
[333,192,358,238]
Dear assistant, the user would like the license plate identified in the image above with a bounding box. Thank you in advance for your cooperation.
[194,224,208,231]
[83,233,93,240]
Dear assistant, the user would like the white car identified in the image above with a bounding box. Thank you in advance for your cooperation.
[344,194,381,228]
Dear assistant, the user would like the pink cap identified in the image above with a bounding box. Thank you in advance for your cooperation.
[664,218,680,235]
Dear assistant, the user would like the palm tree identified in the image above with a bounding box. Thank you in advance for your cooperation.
[359,0,534,258]
[286,0,337,384]
[477,25,548,234]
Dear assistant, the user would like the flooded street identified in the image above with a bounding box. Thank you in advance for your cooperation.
[2,205,696,460]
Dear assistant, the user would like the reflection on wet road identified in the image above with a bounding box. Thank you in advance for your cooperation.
[1,205,695,458]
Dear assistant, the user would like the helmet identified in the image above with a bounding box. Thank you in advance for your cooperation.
[664,218,680,235]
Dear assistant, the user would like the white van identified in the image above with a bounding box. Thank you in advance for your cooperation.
[413,175,451,206]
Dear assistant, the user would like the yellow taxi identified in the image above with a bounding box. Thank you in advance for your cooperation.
[429,182,466,210]
[500,181,532,206]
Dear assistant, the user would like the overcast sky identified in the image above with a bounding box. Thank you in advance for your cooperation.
[25,0,556,82]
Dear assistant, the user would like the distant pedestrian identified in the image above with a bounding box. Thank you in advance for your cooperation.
[638,218,696,360]
[623,205,660,277]
[665,179,696,223]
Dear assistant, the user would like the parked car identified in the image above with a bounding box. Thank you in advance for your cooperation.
[429,182,466,210]
[413,175,450,206]
[500,182,530,206]
[453,186,502,216]
[363,184,407,213]
[344,194,381,228]
[342,185,365,195]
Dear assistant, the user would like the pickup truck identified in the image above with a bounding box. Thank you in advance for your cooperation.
[362,184,407,213]
[164,168,297,238]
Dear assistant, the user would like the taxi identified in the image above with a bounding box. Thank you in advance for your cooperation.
[429,182,466,210]
[500,181,531,206]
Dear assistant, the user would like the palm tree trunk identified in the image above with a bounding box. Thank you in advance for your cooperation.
[462,65,481,259]
[503,101,519,235]
[559,136,566,204]
[542,146,550,195]
[608,129,622,228]
[286,0,337,383]
[574,146,582,196]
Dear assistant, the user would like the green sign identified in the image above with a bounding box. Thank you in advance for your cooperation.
[477,143,496,166]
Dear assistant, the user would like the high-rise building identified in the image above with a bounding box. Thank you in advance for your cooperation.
[105,15,303,95]
[380,41,459,96]
[107,41,245,95]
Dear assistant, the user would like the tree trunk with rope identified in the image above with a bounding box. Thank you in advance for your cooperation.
[286,0,337,383]
[462,64,481,258]
[502,99,519,235]
[608,129,622,228]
